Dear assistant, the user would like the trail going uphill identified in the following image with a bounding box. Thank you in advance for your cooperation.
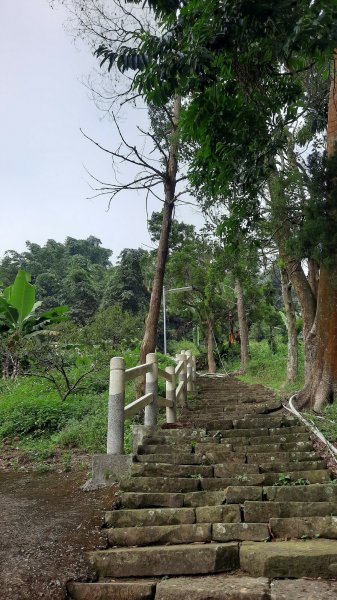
[68,375,337,600]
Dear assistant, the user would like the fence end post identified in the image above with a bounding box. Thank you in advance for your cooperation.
[107,356,125,454]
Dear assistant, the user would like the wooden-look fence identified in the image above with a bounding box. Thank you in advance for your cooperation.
[107,350,197,454]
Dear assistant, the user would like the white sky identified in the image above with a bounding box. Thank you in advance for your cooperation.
[0,0,202,262]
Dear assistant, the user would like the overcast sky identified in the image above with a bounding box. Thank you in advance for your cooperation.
[0,0,202,262]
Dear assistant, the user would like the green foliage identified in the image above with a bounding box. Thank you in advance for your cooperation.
[101,248,149,314]
[0,237,112,320]
[240,339,304,393]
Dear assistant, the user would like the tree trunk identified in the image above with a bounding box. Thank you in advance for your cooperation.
[235,278,249,373]
[140,95,181,363]
[207,320,216,373]
[280,267,298,383]
[308,258,319,301]
[297,51,337,410]
[284,256,316,379]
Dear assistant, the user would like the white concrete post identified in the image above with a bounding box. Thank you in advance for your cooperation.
[186,350,193,392]
[177,352,187,406]
[144,353,158,426]
[107,357,125,454]
[165,365,176,423]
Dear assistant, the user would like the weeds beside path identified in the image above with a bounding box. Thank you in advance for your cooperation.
[0,471,118,600]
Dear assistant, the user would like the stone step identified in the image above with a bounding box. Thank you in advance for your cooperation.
[262,470,331,486]
[193,420,234,430]
[259,460,326,473]
[88,543,239,577]
[134,453,205,465]
[183,490,226,507]
[270,579,337,599]
[195,504,241,523]
[195,450,246,463]
[247,451,320,463]
[107,523,211,546]
[155,574,271,600]
[233,417,298,430]
[67,580,156,600]
[226,486,263,503]
[214,464,259,476]
[120,477,200,493]
[264,483,337,502]
[218,429,269,438]
[105,507,195,528]
[233,442,314,453]
[121,492,184,509]
[244,500,337,522]
[212,522,269,542]
[257,433,310,444]
[131,463,213,478]
[138,444,193,455]
[200,475,265,490]
[270,516,337,539]
[240,540,337,578]
[269,426,307,435]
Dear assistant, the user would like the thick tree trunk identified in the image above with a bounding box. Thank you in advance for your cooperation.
[284,257,316,379]
[140,95,181,363]
[280,267,298,383]
[297,52,337,410]
[207,320,216,373]
[235,278,249,373]
[308,258,319,301]
[297,265,337,410]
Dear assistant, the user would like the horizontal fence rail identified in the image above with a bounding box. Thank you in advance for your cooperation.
[107,350,197,454]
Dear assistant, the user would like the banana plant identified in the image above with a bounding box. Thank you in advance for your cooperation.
[0,270,68,378]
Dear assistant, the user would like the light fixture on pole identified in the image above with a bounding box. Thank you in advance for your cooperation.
[163,286,193,355]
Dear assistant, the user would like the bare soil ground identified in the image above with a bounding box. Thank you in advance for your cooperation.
[0,471,118,600]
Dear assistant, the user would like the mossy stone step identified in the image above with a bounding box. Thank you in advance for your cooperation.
[183,490,227,507]
[271,578,337,599]
[264,483,337,502]
[107,523,211,547]
[262,470,331,485]
[67,580,156,600]
[214,464,259,477]
[212,522,269,542]
[138,444,193,455]
[270,516,337,539]
[121,492,184,509]
[195,504,241,523]
[200,474,265,490]
[236,442,314,453]
[259,460,326,473]
[219,429,269,438]
[233,417,298,429]
[155,574,270,600]
[134,453,205,465]
[226,486,263,503]
[247,451,319,463]
[244,500,337,522]
[88,542,239,577]
[131,463,213,478]
[120,476,200,493]
[240,539,337,578]
[105,507,195,528]
[257,433,310,444]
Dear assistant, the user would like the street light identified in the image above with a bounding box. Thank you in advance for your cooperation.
[163,285,193,355]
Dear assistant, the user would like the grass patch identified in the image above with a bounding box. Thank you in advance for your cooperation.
[237,339,305,394]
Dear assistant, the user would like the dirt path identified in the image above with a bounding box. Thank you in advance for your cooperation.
[0,471,118,600]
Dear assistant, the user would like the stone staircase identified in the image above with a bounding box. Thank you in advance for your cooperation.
[67,376,337,600]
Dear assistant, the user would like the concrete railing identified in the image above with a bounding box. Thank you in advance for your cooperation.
[107,350,197,454]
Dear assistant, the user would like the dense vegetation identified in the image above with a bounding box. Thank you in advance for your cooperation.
[0,227,303,470]
[2,0,337,470]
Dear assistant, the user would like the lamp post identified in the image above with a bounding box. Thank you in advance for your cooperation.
[163,286,193,355]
